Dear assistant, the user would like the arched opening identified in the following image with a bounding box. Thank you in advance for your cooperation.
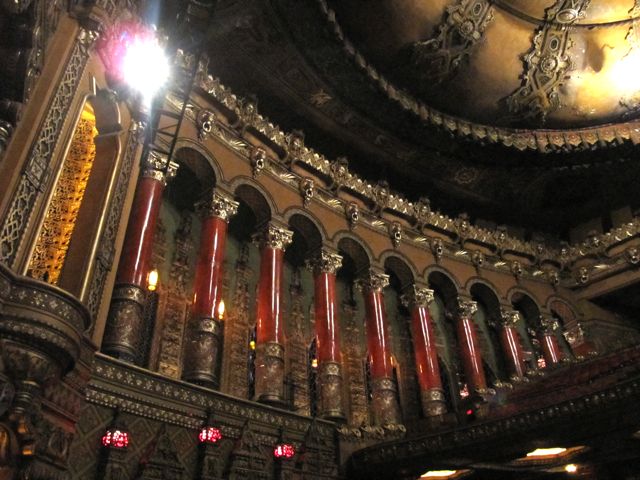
[512,292,542,370]
[427,271,461,412]
[469,283,508,385]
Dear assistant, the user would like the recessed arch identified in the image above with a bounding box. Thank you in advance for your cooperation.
[381,251,417,291]
[509,288,542,329]
[283,207,328,246]
[547,296,579,328]
[168,147,217,212]
[232,179,275,226]
[286,211,324,267]
[335,233,372,278]
[174,138,223,184]
[427,269,460,313]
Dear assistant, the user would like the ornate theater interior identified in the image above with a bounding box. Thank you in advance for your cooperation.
[2,0,640,478]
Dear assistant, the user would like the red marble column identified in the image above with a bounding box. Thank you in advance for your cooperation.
[357,270,401,426]
[402,285,447,417]
[310,249,344,420]
[182,191,238,387]
[456,298,488,394]
[254,223,293,404]
[499,309,527,381]
[103,151,177,364]
[539,315,564,366]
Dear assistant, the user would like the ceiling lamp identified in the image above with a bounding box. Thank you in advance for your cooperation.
[526,447,567,457]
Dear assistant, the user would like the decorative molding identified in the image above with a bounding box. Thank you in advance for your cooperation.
[201,190,239,221]
[308,249,343,276]
[506,0,591,123]
[355,270,389,293]
[401,285,434,309]
[255,223,293,251]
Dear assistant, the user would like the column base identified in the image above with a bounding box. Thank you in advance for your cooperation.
[102,284,146,364]
[255,342,285,405]
[420,388,447,417]
[319,361,345,421]
[182,316,222,388]
[371,377,402,426]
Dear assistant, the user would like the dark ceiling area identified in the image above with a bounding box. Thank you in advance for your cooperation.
[158,0,640,239]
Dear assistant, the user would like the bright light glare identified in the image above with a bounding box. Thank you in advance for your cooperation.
[565,464,578,474]
[526,447,567,457]
[217,299,225,320]
[610,48,640,94]
[421,471,458,478]
[122,37,170,106]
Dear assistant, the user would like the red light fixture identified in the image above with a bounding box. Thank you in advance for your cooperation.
[274,443,295,459]
[199,426,223,444]
[101,428,129,449]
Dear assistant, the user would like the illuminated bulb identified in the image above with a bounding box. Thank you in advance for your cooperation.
[122,34,170,106]
[421,471,458,478]
[565,464,578,474]
[526,447,567,457]
[217,299,225,320]
[311,358,318,368]
[249,340,256,350]
[147,269,159,291]
[199,426,222,444]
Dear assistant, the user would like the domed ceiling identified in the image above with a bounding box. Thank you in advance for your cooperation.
[328,0,640,134]
[184,0,640,236]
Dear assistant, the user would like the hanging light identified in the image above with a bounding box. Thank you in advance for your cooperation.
[199,426,223,444]
[102,428,129,449]
[217,299,225,321]
[147,269,159,291]
[565,464,578,474]
[273,443,295,459]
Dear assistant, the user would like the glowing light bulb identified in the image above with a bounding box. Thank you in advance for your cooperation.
[147,269,159,291]
[421,471,458,478]
[526,447,567,457]
[249,340,256,350]
[217,299,225,320]
[565,464,578,474]
[122,34,170,107]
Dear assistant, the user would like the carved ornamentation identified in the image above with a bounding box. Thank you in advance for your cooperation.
[141,151,179,185]
[341,300,368,426]
[372,181,390,215]
[626,247,640,265]
[511,260,523,279]
[575,266,590,284]
[309,249,342,276]
[202,191,239,221]
[255,341,285,403]
[300,177,315,208]
[471,250,485,269]
[431,238,444,260]
[413,197,431,229]
[389,222,402,248]
[345,202,359,230]
[499,309,521,327]
[288,273,311,416]
[196,108,218,142]
[370,377,402,427]
[355,270,389,293]
[250,146,267,177]
[401,285,434,309]
[506,0,591,122]
[540,314,561,334]
[421,388,447,417]
[136,426,185,480]
[182,316,223,386]
[256,223,293,251]
[0,29,95,267]
[318,361,344,420]
[457,298,478,318]
[28,109,98,285]
[103,284,147,364]
[411,0,494,83]
[330,156,350,191]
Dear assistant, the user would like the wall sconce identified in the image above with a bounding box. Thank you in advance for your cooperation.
[217,299,225,321]
[147,269,159,291]
[198,426,223,444]
[101,428,129,449]
[273,443,295,459]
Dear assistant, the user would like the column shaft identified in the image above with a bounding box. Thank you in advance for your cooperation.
[403,286,446,417]
[102,153,177,364]
[182,192,238,387]
[499,310,527,380]
[358,271,401,426]
[311,250,344,420]
[539,315,563,366]
[456,300,487,393]
[254,224,292,404]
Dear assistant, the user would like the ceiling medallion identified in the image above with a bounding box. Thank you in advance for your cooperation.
[505,0,590,123]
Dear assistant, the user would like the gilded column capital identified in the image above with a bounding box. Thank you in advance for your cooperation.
[457,298,477,318]
[499,309,521,327]
[308,249,343,275]
[401,285,434,309]
[355,270,389,292]
[141,150,179,185]
[201,191,239,221]
[539,314,560,334]
[256,223,293,250]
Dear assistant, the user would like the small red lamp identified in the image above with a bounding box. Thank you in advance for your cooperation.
[199,426,223,444]
[101,428,129,449]
[274,443,296,459]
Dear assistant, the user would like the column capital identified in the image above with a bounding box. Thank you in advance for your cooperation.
[401,285,434,308]
[256,222,293,250]
[355,269,389,292]
[141,150,179,185]
[539,314,560,334]
[200,191,239,221]
[308,249,343,275]
[457,297,477,318]
[499,309,521,327]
